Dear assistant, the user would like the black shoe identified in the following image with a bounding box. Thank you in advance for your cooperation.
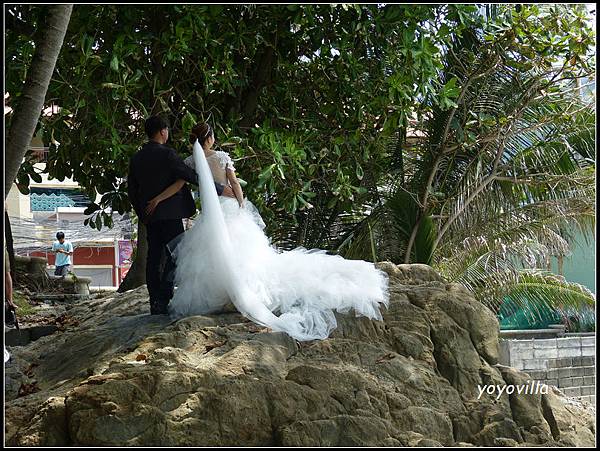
[150,300,169,315]
[5,304,16,326]
[150,309,169,315]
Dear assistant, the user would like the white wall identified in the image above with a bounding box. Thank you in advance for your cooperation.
[46,265,114,288]
[6,185,33,220]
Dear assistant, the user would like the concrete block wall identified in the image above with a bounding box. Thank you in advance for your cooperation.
[499,335,596,405]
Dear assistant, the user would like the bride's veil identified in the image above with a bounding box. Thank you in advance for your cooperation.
[189,139,282,328]
[170,139,370,341]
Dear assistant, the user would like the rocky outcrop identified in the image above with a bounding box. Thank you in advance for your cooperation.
[4,263,595,446]
[14,254,91,296]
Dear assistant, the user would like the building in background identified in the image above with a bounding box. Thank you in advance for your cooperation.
[6,134,134,289]
[550,231,596,294]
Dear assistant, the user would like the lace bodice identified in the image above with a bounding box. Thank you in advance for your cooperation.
[184,150,235,185]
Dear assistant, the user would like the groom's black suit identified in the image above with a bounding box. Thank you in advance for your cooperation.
[127,140,224,314]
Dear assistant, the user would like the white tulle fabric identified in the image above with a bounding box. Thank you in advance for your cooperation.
[168,140,389,341]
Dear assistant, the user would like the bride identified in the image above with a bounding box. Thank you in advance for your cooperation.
[145,122,389,341]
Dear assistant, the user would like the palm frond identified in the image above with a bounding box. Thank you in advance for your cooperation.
[503,269,596,323]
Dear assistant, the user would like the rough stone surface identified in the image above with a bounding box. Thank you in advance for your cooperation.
[4,263,595,446]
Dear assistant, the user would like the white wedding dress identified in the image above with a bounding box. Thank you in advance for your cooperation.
[168,141,389,341]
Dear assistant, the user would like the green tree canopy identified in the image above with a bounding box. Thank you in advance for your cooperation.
[6,4,480,241]
[5,5,596,320]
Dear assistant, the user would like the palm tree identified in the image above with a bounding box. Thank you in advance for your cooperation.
[336,4,596,323]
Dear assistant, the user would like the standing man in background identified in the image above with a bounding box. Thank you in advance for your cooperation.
[52,231,73,277]
[4,202,16,312]
[5,202,18,339]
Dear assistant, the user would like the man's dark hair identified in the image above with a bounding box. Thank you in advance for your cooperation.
[145,115,169,139]
[56,232,65,240]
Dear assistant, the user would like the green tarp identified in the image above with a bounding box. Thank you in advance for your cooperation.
[498,297,561,330]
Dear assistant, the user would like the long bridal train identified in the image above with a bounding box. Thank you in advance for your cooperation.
[168,140,389,341]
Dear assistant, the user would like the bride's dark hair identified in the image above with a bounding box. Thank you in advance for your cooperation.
[190,123,214,145]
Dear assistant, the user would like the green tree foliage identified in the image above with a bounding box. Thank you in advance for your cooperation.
[6,4,476,239]
[5,4,595,320]
[339,4,596,318]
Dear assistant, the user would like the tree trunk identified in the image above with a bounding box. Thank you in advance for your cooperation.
[117,221,147,292]
[239,40,277,130]
[4,4,73,198]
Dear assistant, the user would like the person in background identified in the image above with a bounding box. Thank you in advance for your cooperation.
[4,202,17,313]
[5,202,18,361]
[52,231,73,277]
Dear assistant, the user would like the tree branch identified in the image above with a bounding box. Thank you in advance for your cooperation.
[431,71,550,251]
[404,51,501,263]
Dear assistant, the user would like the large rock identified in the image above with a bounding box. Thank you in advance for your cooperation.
[4,264,595,446]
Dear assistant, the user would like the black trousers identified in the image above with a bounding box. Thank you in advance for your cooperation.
[145,218,184,312]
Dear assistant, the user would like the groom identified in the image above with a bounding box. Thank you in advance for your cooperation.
[127,115,234,314]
